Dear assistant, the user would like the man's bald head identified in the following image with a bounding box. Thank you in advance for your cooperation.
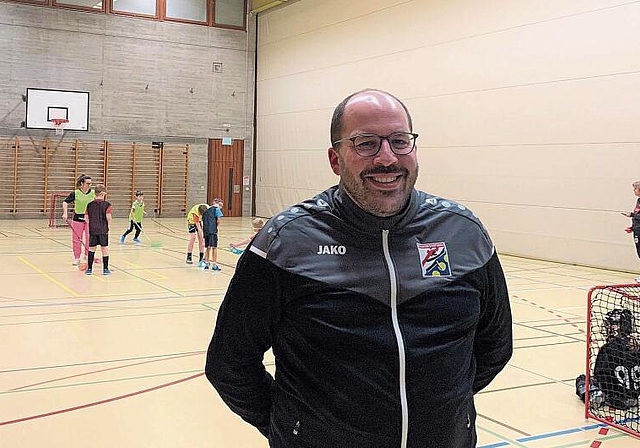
[330,89,413,146]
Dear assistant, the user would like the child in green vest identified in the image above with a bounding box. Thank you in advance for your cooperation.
[120,191,147,244]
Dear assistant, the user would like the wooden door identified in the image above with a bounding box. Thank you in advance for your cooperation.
[207,138,243,217]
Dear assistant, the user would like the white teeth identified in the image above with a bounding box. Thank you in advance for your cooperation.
[373,176,397,183]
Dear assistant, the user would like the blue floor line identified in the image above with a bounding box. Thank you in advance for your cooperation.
[478,421,607,448]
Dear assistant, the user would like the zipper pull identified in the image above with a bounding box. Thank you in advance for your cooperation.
[293,420,300,435]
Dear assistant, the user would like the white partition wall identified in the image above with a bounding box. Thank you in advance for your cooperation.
[255,0,640,271]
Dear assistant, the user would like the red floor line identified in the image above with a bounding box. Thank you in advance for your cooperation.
[518,296,586,334]
[0,372,204,426]
[7,351,203,391]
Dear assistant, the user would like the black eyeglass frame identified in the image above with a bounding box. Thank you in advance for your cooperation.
[331,132,419,157]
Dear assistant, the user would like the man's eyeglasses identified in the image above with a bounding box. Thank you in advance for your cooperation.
[332,132,419,157]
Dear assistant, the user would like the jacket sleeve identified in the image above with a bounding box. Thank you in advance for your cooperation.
[205,250,281,437]
[472,252,513,393]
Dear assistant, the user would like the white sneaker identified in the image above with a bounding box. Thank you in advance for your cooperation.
[635,275,640,283]
[72,258,80,265]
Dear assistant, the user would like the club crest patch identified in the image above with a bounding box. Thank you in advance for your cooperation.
[417,242,451,277]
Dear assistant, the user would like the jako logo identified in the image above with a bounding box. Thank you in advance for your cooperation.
[317,245,346,255]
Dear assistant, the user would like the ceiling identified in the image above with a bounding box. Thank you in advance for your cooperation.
[250,0,296,14]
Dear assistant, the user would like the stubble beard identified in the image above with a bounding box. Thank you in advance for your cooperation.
[339,160,419,217]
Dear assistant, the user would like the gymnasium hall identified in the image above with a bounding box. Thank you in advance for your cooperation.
[1,1,640,447]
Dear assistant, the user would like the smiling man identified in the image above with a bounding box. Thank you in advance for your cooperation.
[206,89,513,448]
[328,90,418,217]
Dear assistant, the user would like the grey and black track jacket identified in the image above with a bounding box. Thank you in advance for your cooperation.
[206,185,513,448]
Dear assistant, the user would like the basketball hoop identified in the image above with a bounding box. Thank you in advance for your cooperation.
[50,118,69,135]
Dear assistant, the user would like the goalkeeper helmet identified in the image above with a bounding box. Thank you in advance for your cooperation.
[604,309,634,338]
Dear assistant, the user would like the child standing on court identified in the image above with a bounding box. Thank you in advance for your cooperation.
[202,199,224,271]
[229,217,265,255]
[186,203,209,265]
[120,190,146,244]
[85,184,112,276]
[622,180,640,282]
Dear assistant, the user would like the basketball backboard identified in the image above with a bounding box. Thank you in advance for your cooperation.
[25,88,89,132]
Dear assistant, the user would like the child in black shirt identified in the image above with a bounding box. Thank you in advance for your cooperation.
[85,184,112,275]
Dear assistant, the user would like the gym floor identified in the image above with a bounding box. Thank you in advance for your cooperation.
[1,217,639,447]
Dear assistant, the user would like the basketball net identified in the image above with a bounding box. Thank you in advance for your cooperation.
[50,118,69,135]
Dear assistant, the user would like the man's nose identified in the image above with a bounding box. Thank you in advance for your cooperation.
[373,138,399,165]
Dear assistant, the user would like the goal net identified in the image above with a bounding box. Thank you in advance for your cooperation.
[586,284,640,438]
[48,192,71,228]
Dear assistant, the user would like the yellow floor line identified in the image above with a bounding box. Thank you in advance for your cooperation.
[117,261,168,279]
[18,256,80,297]
[143,270,168,280]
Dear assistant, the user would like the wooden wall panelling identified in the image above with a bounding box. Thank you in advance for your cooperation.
[160,144,189,217]
[74,140,106,187]
[45,139,79,212]
[0,138,18,218]
[15,137,48,217]
[0,138,190,219]
[105,142,134,218]
[133,143,160,216]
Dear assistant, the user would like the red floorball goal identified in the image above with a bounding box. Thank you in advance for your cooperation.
[586,284,640,438]
[48,192,71,228]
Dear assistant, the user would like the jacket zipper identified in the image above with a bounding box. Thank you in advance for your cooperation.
[382,229,408,448]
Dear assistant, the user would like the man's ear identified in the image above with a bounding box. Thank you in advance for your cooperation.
[328,147,340,175]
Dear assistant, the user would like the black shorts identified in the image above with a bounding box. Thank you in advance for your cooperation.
[188,223,199,233]
[89,233,109,247]
[205,233,218,248]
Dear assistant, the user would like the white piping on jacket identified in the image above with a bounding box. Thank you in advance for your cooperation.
[249,245,267,258]
[382,229,408,448]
